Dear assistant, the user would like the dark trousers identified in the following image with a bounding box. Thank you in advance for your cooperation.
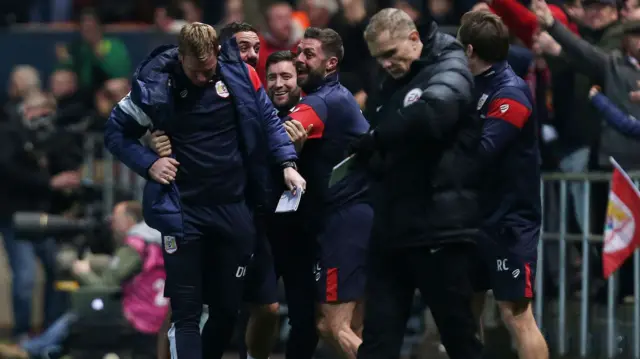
[270,214,319,359]
[164,202,256,359]
[358,243,483,359]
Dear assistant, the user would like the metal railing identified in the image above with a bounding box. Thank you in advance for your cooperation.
[83,132,640,358]
[538,172,640,359]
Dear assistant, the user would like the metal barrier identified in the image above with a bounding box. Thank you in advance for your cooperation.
[538,172,640,359]
[81,133,145,214]
[82,131,640,358]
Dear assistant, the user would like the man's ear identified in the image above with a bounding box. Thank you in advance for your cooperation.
[408,30,420,42]
[326,57,339,72]
[465,44,474,58]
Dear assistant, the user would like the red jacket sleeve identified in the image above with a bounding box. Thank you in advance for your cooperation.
[489,0,578,48]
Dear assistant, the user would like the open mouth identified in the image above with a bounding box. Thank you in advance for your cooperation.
[273,91,289,102]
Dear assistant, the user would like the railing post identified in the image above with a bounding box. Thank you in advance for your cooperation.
[536,179,545,327]
[580,180,591,357]
[558,179,568,356]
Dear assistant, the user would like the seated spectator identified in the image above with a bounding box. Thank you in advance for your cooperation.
[56,8,131,94]
[0,201,167,359]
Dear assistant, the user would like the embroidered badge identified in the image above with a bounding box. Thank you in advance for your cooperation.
[215,80,229,98]
[164,235,177,254]
[403,88,423,107]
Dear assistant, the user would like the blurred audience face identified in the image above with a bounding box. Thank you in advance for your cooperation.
[267,60,301,109]
[367,30,422,79]
[50,70,77,99]
[624,33,640,59]
[225,0,245,23]
[622,0,640,20]
[267,3,293,43]
[8,66,41,101]
[104,79,130,102]
[179,0,202,23]
[583,3,618,29]
[296,38,329,89]
[110,202,137,242]
[236,31,260,68]
[23,93,55,123]
[80,12,102,45]
[394,0,421,21]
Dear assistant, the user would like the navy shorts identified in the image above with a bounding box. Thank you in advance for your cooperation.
[243,233,278,305]
[471,226,538,302]
[162,202,256,310]
[314,202,373,303]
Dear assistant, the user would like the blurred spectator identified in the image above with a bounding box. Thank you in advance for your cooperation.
[87,78,130,132]
[154,0,202,34]
[537,16,640,169]
[0,201,166,359]
[49,69,89,128]
[329,0,373,107]
[56,8,131,94]
[0,91,82,344]
[257,2,303,85]
[4,65,42,124]
[29,0,73,22]
[220,0,245,25]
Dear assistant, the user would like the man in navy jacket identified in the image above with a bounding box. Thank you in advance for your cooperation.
[103,23,305,359]
[458,10,547,359]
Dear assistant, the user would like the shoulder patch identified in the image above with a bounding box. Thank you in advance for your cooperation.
[403,88,423,107]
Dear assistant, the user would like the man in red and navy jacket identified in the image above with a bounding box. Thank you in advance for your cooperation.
[285,27,371,358]
[458,10,548,359]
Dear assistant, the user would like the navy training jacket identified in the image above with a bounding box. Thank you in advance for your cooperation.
[104,38,297,237]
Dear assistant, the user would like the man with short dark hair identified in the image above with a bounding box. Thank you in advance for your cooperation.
[354,8,484,359]
[263,49,320,359]
[458,10,548,359]
[290,27,372,359]
[219,22,261,68]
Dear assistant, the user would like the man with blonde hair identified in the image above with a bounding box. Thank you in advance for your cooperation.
[104,22,305,359]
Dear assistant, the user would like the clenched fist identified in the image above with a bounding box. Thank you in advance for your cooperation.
[150,130,172,157]
[148,157,180,185]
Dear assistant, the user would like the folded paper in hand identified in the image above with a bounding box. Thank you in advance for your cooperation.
[275,190,303,213]
[329,154,356,188]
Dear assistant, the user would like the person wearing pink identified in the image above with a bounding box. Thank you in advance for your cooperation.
[0,201,167,359]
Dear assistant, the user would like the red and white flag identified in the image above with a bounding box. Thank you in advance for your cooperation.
[602,158,640,278]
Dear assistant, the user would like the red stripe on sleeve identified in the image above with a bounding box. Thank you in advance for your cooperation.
[486,98,531,129]
[289,103,325,139]
[246,64,262,91]
[326,267,338,302]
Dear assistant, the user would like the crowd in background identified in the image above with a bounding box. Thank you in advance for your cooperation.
[2,0,640,351]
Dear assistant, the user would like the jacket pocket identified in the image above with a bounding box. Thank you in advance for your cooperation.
[143,181,181,215]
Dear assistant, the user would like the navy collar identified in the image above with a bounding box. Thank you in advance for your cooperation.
[324,71,339,85]
[477,60,508,79]
[474,61,509,88]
